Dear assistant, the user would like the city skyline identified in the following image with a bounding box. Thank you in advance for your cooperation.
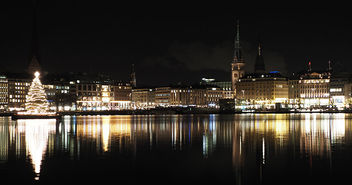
[1,6,352,85]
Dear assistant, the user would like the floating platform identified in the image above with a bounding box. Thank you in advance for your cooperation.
[11,113,61,120]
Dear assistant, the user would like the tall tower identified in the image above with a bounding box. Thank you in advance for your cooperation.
[308,61,312,72]
[27,0,42,75]
[130,64,137,88]
[254,38,265,73]
[328,60,333,71]
[231,19,245,97]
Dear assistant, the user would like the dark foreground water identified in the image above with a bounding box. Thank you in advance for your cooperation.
[0,114,352,184]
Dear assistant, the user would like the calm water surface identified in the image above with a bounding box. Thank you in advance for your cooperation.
[0,114,351,184]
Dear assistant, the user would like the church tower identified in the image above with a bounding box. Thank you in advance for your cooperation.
[254,38,265,73]
[231,19,245,97]
[130,64,137,88]
[27,0,42,75]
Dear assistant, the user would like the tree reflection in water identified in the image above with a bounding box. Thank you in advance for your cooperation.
[17,119,56,180]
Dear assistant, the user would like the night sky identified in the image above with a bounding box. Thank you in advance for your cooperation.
[1,4,352,86]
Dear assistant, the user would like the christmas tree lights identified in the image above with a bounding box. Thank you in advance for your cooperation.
[19,71,55,115]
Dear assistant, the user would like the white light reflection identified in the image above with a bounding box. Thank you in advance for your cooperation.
[17,119,56,180]
[102,116,110,152]
[262,138,265,165]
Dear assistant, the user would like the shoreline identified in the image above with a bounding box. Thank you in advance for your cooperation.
[1,109,352,117]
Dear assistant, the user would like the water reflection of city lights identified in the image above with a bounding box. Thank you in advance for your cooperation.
[1,114,352,184]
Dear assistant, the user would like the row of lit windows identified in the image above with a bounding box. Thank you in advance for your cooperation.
[9,99,25,103]
[301,79,330,84]
[77,85,99,91]
[14,82,30,86]
[156,94,170,97]
[14,91,27,94]
[78,92,102,96]
[14,86,28,90]
[207,94,222,98]
[330,88,343,92]
[115,86,131,90]
[56,86,69,90]
[9,95,25,98]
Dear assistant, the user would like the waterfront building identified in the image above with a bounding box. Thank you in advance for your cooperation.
[43,81,75,111]
[5,74,31,111]
[200,78,234,99]
[112,83,132,101]
[170,86,207,107]
[110,82,132,110]
[155,87,171,107]
[206,86,224,107]
[131,88,155,109]
[171,88,203,107]
[288,77,300,106]
[231,19,245,97]
[329,73,352,109]
[236,72,289,108]
[168,85,224,108]
[297,62,332,108]
[236,38,288,109]
[75,81,117,111]
[0,76,8,110]
[42,73,133,111]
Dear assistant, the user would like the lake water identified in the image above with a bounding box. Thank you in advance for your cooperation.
[0,114,351,184]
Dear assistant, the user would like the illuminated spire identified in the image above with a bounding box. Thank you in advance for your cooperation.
[308,61,312,72]
[233,18,243,63]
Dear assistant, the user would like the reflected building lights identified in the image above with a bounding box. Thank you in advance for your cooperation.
[0,114,351,184]
[102,116,110,152]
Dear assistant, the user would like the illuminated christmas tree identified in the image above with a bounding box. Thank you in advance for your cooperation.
[25,71,49,114]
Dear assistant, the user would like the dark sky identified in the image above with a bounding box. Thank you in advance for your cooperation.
[1,4,352,86]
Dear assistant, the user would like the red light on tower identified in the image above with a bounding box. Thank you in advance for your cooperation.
[308,61,312,72]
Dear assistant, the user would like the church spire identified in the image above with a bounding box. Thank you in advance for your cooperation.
[27,0,41,75]
[130,64,137,88]
[308,61,312,72]
[328,60,333,71]
[231,18,246,96]
[233,18,243,63]
[254,36,265,73]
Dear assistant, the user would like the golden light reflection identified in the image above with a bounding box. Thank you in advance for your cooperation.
[1,114,351,184]
[102,116,110,152]
[76,116,132,152]
[232,114,348,169]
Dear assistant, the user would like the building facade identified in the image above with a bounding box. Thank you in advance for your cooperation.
[201,78,234,99]
[297,69,331,108]
[132,88,155,109]
[236,73,289,108]
[0,76,8,110]
[155,87,171,107]
[7,77,31,111]
[110,83,132,110]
